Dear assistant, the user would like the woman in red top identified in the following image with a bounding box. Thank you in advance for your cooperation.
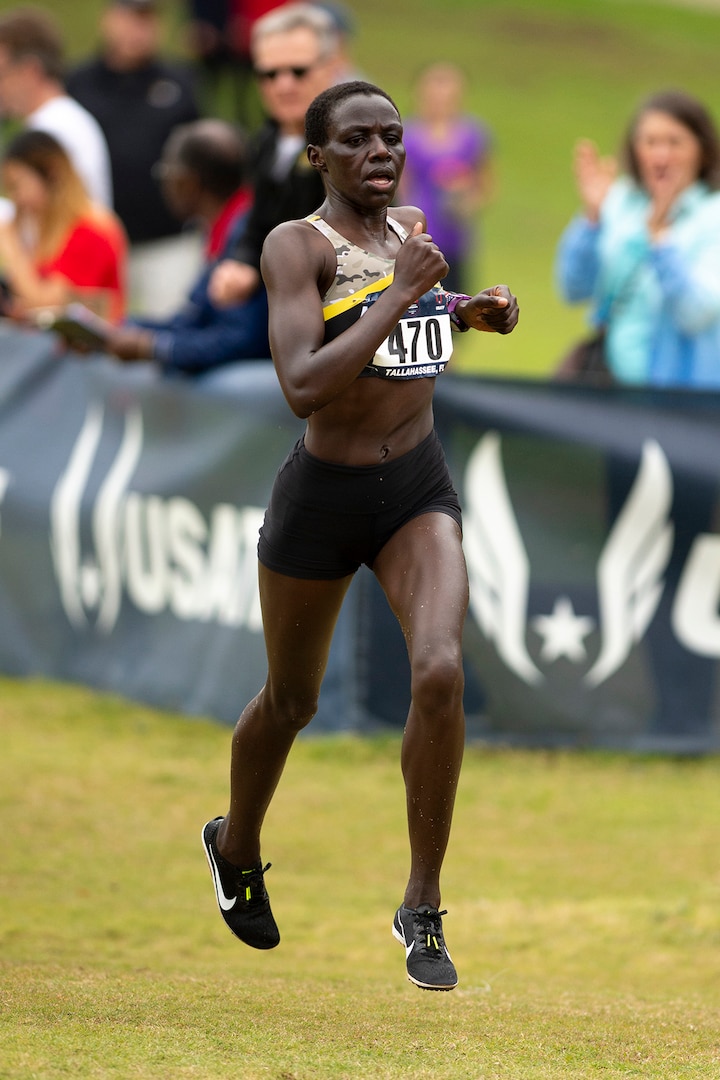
[0,129,127,323]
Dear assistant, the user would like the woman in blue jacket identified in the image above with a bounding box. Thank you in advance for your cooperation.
[556,89,720,387]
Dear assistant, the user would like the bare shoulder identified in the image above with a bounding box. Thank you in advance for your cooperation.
[262,217,321,256]
[260,217,338,300]
[261,218,330,284]
[388,205,428,232]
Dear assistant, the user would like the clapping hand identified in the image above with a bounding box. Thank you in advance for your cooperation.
[573,139,617,223]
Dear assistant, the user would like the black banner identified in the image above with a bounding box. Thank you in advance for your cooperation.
[0,322,718,750]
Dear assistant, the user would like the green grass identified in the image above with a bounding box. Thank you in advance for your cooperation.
[22,0,720,379]
[2,677,720,1078]
[3,8,720,1073]
[3,6,720,1074]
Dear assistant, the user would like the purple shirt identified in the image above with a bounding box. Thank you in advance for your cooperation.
[402,116,492,261]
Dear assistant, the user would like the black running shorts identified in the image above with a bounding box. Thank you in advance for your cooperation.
[257,429,462,580]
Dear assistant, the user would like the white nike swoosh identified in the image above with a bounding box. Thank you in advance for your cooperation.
[405,941,415,959]
[205,832,237,911]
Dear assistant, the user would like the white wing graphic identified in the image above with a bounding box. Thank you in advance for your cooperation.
[0,466,10,538]
[463,431,543,684]
[585,439,674,687]
[94,407,143,633]
[50,402,105,628]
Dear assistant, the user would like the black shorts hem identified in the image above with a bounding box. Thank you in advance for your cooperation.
[257,430,461,580]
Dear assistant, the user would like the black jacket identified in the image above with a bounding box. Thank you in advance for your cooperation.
[230,120,325,271]
[67,56,200,243]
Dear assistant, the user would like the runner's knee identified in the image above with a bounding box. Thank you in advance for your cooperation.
[266,683,320,733]
[410,648,465,718]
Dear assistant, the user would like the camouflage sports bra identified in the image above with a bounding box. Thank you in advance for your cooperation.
[307,214,455,380]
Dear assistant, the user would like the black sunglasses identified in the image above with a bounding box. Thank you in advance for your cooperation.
[254,63,318,82]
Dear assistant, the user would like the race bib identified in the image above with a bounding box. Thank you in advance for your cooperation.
[361,288,454,379]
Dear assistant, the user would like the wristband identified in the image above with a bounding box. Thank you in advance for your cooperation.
[447,292,472,333]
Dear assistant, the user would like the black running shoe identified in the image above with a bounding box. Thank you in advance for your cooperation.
[201,817,280,950]
[392,904,458,990]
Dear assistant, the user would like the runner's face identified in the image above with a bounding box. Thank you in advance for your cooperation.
[319,94,405,207]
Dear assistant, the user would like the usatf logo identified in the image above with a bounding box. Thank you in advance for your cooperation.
[463,431,720,684]
[50,402,263,634]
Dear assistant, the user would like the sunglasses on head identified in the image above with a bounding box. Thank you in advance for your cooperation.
[254,63,318,82]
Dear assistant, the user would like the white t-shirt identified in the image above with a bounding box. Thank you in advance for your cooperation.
[27,95,113,207]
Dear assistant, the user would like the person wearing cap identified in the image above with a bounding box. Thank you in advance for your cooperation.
[67,0,202,317]
[0,6,112,207]
[208,2,343,308]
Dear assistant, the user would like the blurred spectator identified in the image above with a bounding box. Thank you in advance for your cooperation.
[555,89,720,387]
[0,6,112,207]
[315,2,361,83]
[184,0,244,119]
[67,0,203,319]
[0,129,126,322]
[556,90,720,737]
[400,62,494,293]
[209,2,342,307]
[228,0,291,62]
[99,118,270,375]
[183,0,285,125]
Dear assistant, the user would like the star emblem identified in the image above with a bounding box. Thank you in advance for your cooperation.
[531,595,595,663]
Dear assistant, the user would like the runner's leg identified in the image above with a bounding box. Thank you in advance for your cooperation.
[217,564,353,866]
[373,512,468,909]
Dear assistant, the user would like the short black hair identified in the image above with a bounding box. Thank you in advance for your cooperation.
[624,89,720,191]
[305,80,400,148]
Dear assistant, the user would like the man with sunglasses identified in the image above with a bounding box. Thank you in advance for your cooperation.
[208,2,342,308]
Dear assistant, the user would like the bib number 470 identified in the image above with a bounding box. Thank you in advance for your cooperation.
[387,317,444,364]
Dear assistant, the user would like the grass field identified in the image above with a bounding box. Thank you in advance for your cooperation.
[2,677,720,1078]
[26,0,720,378]
[3,4,720,1076]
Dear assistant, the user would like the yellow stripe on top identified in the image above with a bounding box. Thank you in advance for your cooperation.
[321,272,395,322]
